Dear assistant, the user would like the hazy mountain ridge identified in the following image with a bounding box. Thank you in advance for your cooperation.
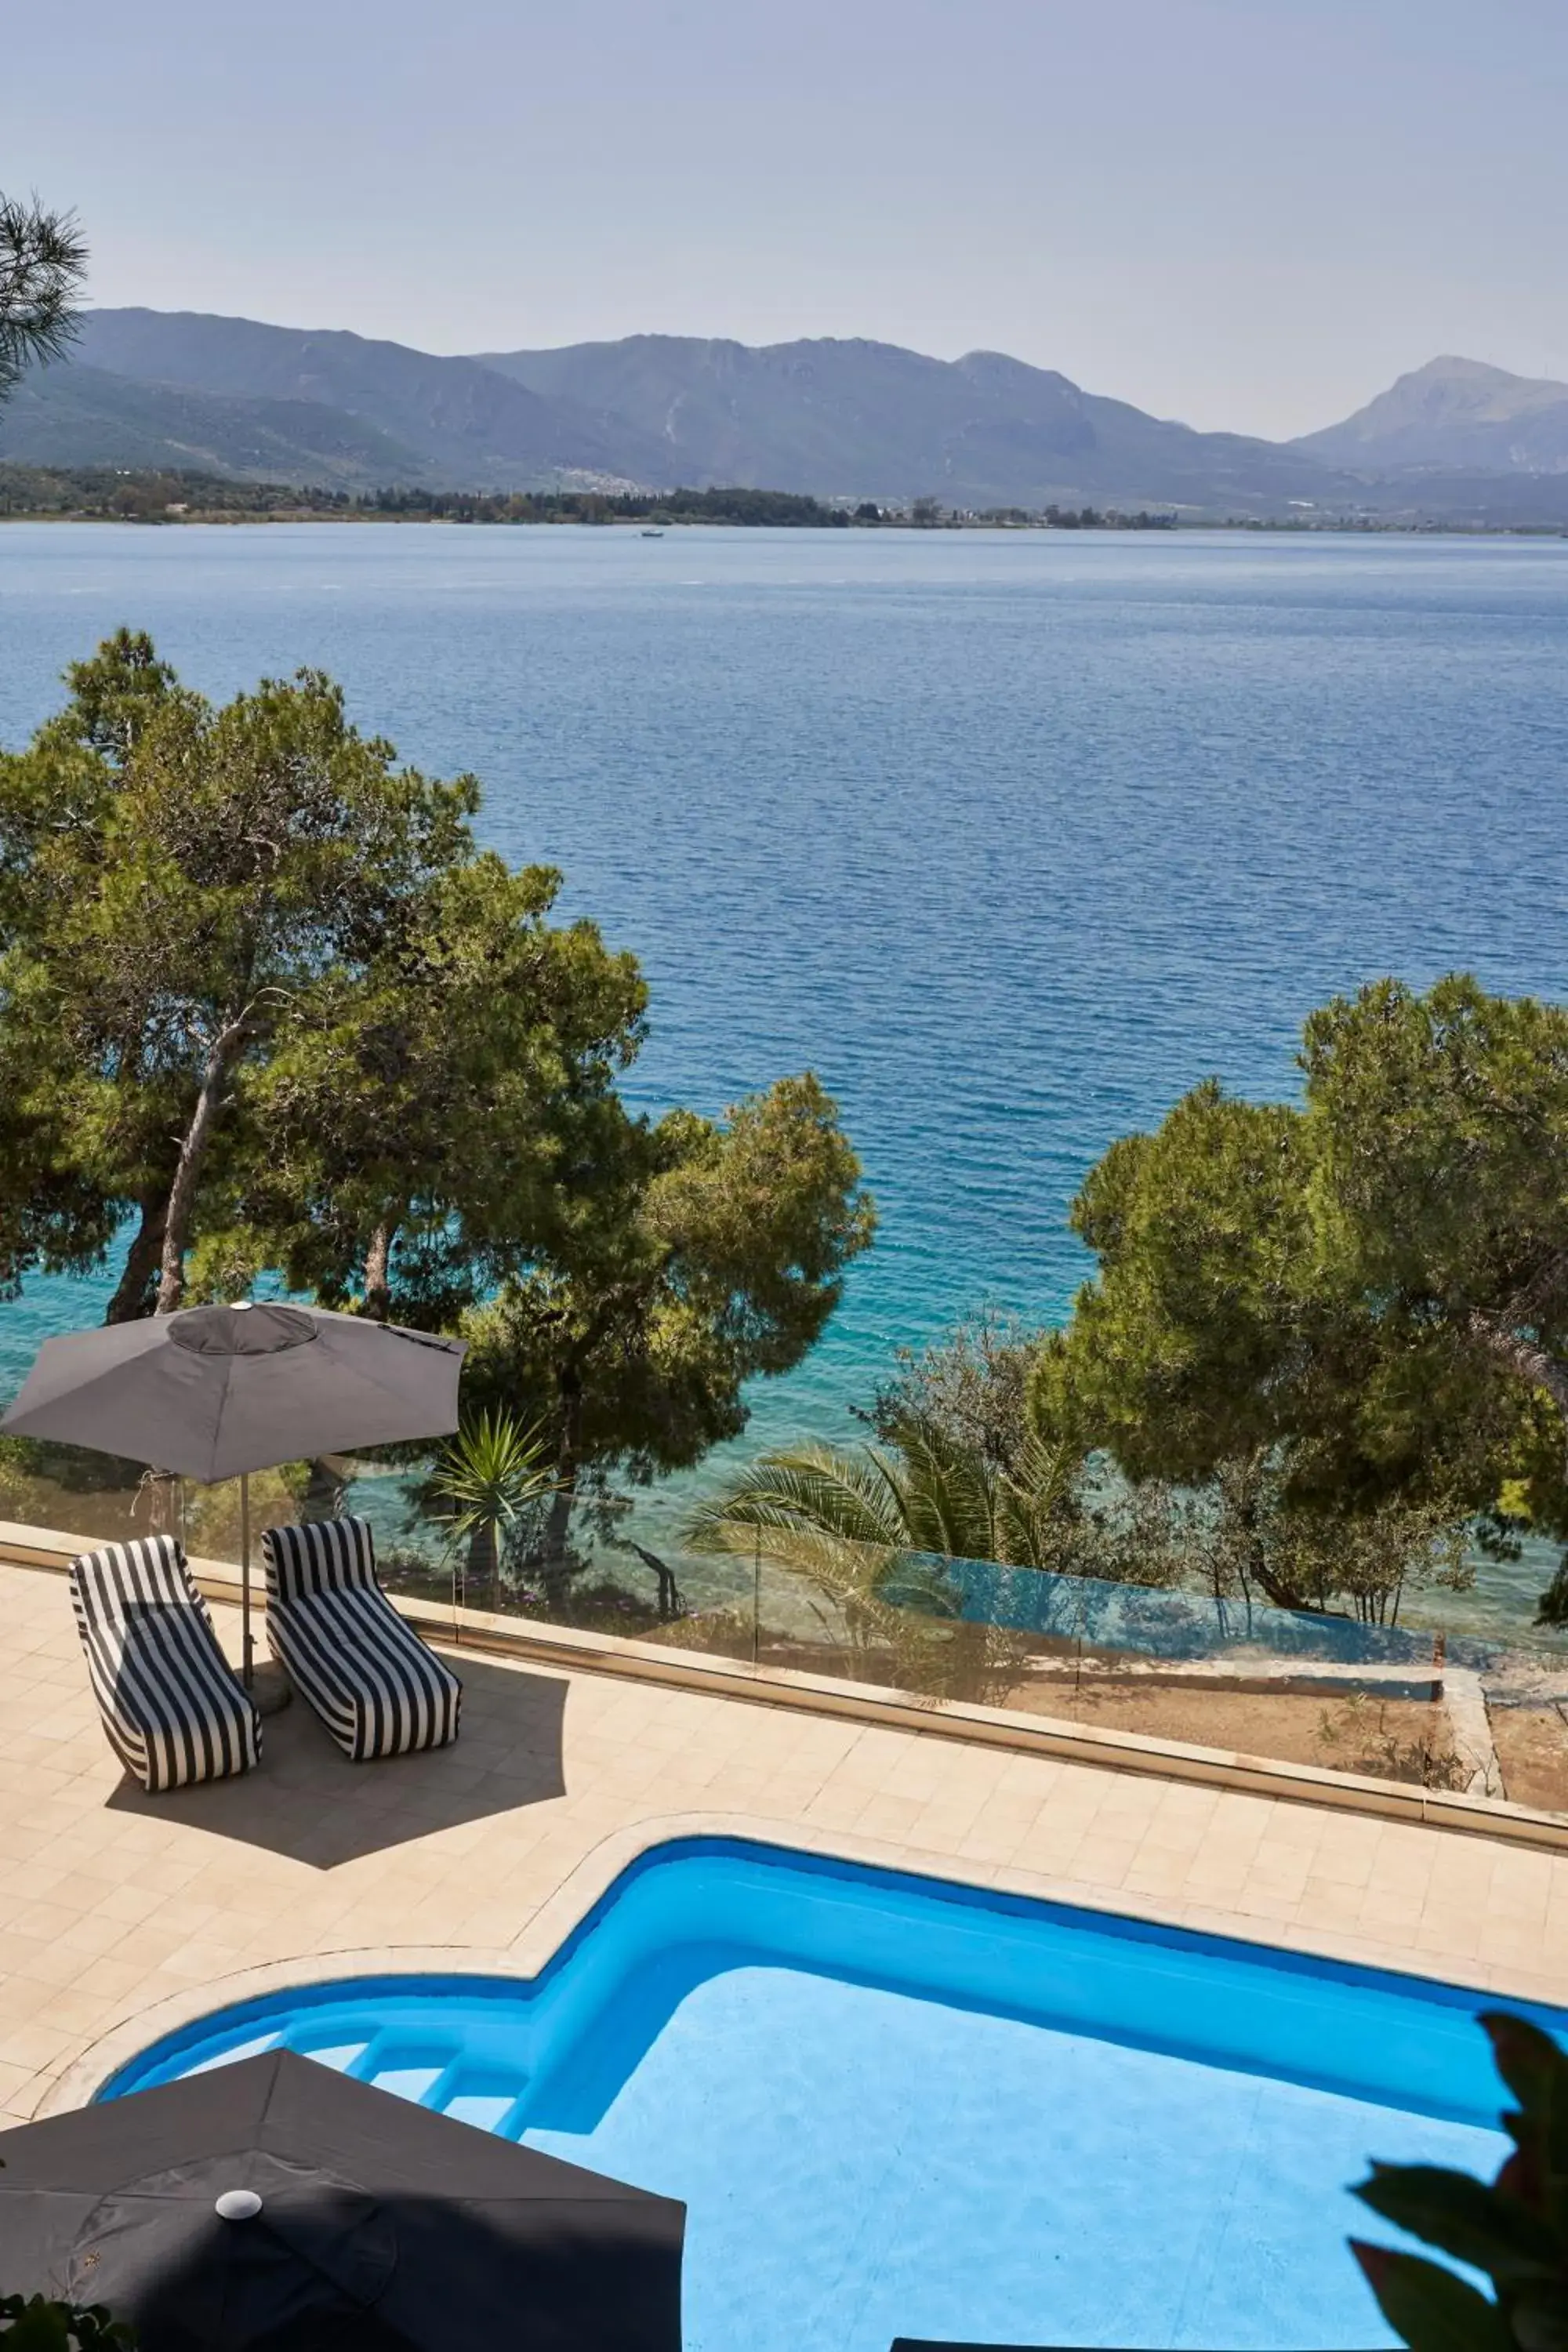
[5,312,1567,517]
[474,332,1352,512]
[1,310,677,491]
[1292,355,1568,476]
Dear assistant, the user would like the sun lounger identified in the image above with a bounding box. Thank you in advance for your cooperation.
[262,1515,461,1760]
[70,1534,263,1792]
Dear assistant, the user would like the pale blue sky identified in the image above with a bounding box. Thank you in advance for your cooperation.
[6,0,1565,437]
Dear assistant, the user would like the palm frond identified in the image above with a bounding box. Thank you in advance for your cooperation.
[684,1442,906,1555]
[895,1416,1000,1560]
[996,1429,1083,1568]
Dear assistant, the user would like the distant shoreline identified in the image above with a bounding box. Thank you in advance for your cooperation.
[6,466,1565,536]
[5,510,1566,538]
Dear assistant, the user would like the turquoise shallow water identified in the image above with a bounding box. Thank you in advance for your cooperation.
[110,1839,1530,2351]
[2,524,1566,1619]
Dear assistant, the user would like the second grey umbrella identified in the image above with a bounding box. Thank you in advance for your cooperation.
[0,2047,685,2351]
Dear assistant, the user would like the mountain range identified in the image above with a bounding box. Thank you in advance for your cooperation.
[475,335,1346,514]
[5,310,1568,522]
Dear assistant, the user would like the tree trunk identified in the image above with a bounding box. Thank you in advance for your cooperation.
[105,1194,168,1323]
[303,1457,348,1520]
[1469,1310,1568,1453]
[1234,1478,1274,1605]
[140,1468,180,1535]
[363,1220,397,1323]
[154,1020,246,1315]
[540,1367,583,1583]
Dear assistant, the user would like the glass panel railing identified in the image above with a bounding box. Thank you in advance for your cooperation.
[0,1440,174,1555]
[6,1444,1566,1817]
[463,1533,1566,1814]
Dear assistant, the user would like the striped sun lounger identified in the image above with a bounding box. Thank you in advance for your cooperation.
[70,1535,263,1793]
[262,1516,462,1761]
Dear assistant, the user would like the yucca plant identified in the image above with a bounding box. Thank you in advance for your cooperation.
[426,1408,556,1610]
[1351,2011,1568,2350]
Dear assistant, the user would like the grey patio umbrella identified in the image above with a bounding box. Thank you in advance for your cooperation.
[0,2047,685,2351]
[1,1302,464,1683]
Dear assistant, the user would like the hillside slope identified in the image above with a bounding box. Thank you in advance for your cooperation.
[0,361,435,485]
[1294,356,1568,474]
[70,310,676,488]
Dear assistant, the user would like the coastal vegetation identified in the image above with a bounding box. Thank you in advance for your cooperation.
[0,466,1179,530]
[0,633,874,1563]
[693,1382,1468,1632]
[706,976,1568,1641]
[0,469,866,526]
[1040,975,1568,1618]
[684,1418,1083,1588]
[2,637,1562,1660]
[370,483,862,526]
[0,469,857,524]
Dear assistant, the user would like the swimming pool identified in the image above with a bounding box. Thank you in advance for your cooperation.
[107,1836,1537,2351]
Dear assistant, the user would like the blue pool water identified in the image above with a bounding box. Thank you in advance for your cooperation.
[3,524,1567,1632]
[107,1837,1535,2350]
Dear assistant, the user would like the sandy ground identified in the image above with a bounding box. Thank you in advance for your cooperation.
[1490,1704,1568,1813]
[1002,1675,1461,1782]
[702,1622,1469,1790]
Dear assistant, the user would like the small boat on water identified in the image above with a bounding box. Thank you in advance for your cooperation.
[641,527,665,538]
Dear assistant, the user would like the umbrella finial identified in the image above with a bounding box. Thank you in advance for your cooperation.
[215,2189,263,2221]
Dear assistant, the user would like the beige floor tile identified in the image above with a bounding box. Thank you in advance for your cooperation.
[0,2058,35,2108]
[1297,1878,1379,1928]
[0,2017,81,2074]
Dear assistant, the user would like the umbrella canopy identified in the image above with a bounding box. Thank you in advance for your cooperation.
[0,1304,464,1483]
[0,2049,685,2352]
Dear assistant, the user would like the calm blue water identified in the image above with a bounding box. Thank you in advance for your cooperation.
[4,524,1566,1610]
[110,1838,1530,2351]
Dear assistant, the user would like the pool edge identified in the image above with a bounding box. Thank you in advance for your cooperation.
[31,1808,1552,2124]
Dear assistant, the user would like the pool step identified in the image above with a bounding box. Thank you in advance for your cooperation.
[182,2030,281,2075]
[174,2024,530,2138]
[369,2056,448,2102]
[435,2066,532,2139]
[290,2031,532,2136]
[281,2020,384,2077]
[293,2039,372,2074]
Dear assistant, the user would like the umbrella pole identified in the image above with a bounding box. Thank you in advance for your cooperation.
[241,1470,253,1688]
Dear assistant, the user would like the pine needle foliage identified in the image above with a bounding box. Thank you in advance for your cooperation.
[0,193,89,400]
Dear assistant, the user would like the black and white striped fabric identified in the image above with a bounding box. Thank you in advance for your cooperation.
[69,1535,262,1793]
[262,1516,461,1762]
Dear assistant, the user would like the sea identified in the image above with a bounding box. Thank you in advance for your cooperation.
[2,521,1566,1639]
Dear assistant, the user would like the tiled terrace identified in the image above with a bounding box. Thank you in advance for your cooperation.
[3,1555,1567,2132]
